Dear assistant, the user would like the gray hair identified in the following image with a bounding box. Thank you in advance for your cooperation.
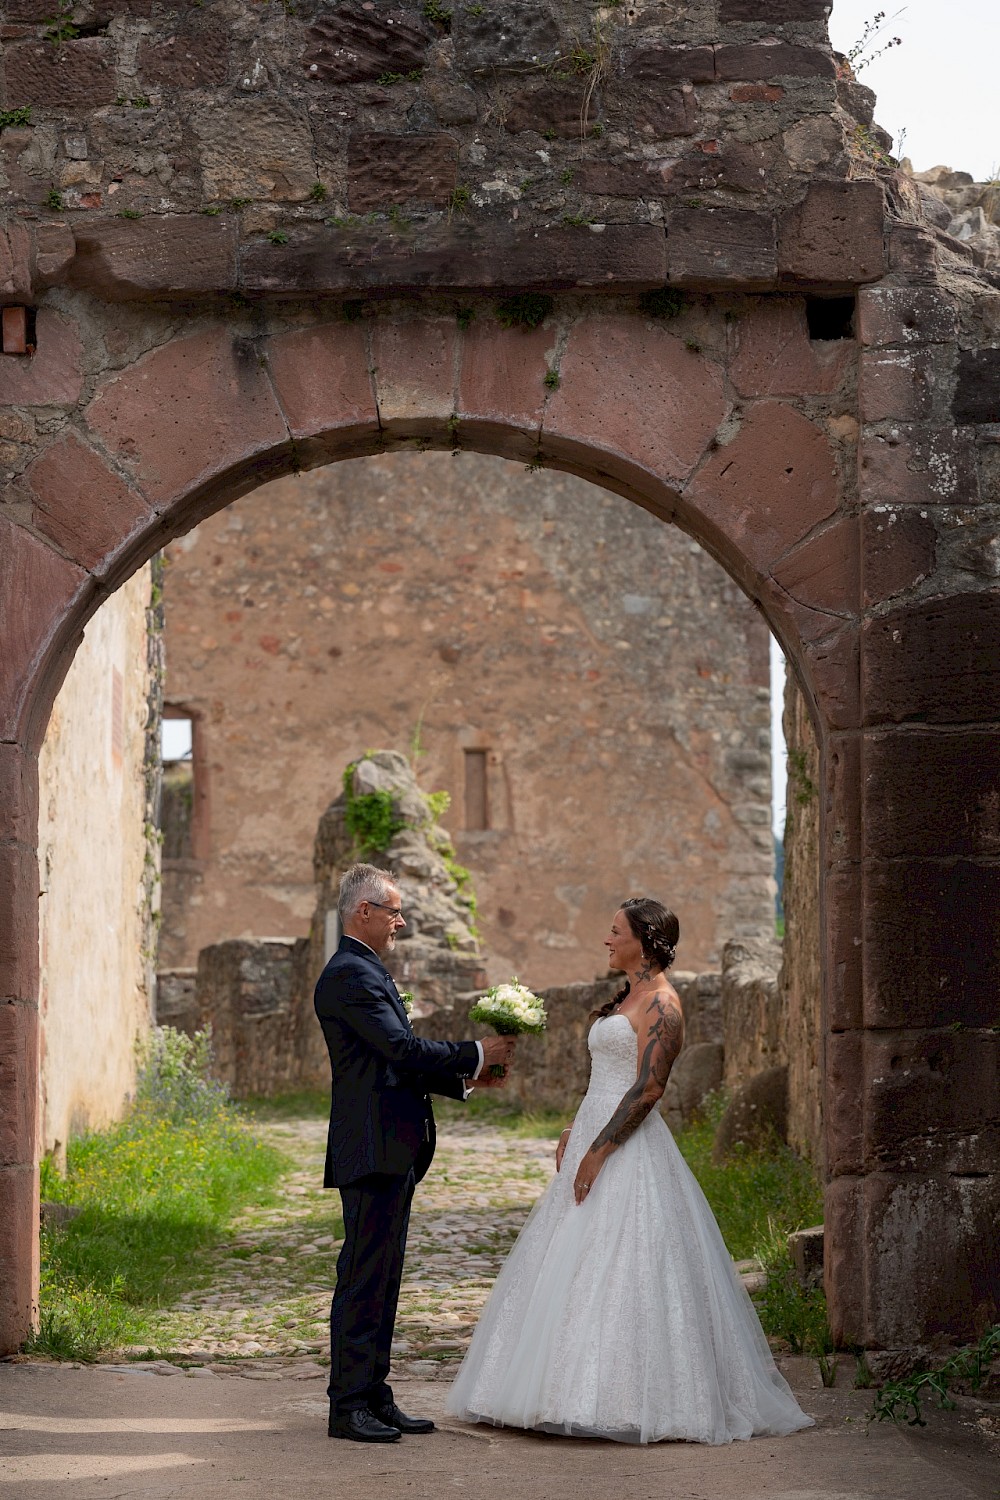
[338,862,396,921]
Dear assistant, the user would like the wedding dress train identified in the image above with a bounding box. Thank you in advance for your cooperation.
[446,1014,814,1445]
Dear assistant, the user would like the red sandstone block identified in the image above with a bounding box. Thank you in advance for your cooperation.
[859,426,979,507]
[823,1176,865,1345]
[575,160,662,198]
[822,863,863,1030]
[0,310,82,406]
[457,319,551,458]
[720,0,832,17]
[824,731,862,865]
[779,180,886,286]
[0,845,40,1004]
[863,728,1000,860]
[86,326,289,508]
[858,349,939,424]
[69,216,238,300]
[372,317,457,435]
[953,349,1000,425]
[666,205,776,289]
[862,1173,1000,1345]
[857,286,958,348]
[862,858,1000,1029]
[0,512,88,743]
[1,305,27,354]
[0,1164,39,1358]
[0,1000,38,1166]
[888,224,940,280]
[25,433,153,575]
[30,220,74,288]
[728,84,785,103]
[824,1031,863,1176]
[604,82,698,142]
[347,133,458,212]
[5,38,116,109]
[543,314,727,488]
[860,505,936,607]
[685,402,838,579]
[505,81,588,138]
[730,297,850,398]
[239,222,666,295]
[801,619,859,732]
[0,744,39,850]
[715,43,836,81]
[771,515,860,622]
[862,592,1000,728]
[863,1030,999,1165]
[625,45,715,83]
[264,322,376,450]
[137,18,230,90]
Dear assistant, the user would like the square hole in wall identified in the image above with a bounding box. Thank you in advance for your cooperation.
[805,296,856,341]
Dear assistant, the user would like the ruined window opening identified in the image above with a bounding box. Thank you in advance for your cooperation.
[464,749,489,831]
[161,713,196,860]
[805,296,855,342]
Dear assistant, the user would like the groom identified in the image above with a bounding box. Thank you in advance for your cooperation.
[314,861,515,1443]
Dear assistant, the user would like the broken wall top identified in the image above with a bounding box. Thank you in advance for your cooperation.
[1,0,900,299]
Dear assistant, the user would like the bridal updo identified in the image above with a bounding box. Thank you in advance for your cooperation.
[592,898,680,1022]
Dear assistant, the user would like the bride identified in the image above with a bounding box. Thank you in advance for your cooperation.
[446,898,814,1445]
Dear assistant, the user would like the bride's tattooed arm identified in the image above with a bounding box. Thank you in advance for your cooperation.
[590,998,683,1153]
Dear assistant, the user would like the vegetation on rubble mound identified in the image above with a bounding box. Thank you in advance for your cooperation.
[342,760,407,857]
[24,1028,283,1362]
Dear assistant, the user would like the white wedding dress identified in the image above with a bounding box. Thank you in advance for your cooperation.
[446,1014,814,1445]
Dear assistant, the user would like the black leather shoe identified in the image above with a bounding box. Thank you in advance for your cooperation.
[328,1408,401,1443]
[372,1402,435,1435]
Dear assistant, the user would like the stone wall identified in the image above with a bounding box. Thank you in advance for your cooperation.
[0,0,883,299]
[780,666,822,1165]
[157,452,774,988]
[36,564,159,1157]
[720,934,785,1089]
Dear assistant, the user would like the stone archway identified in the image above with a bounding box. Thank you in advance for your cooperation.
[2,0,998,1364]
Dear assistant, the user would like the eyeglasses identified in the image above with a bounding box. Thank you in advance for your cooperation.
[368,900,405,921]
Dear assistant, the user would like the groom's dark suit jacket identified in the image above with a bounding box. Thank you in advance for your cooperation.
[314,934,480,1187]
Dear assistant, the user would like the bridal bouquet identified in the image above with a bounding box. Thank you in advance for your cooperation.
[470,978,546,1076]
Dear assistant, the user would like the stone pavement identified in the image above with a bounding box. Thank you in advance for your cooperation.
[2,1114,997,1497]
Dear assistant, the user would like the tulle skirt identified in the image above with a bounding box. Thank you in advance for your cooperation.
[446,1085,814,1445]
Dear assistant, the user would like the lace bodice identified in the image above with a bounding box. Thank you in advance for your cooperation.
[586,1013,638,1101]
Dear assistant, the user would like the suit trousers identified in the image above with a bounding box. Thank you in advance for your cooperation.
[328,1170,416,1414]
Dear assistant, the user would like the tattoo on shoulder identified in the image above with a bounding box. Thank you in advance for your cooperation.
[589,998,683,1154]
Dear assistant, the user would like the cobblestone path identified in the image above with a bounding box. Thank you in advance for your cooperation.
[140,1113,555,1380]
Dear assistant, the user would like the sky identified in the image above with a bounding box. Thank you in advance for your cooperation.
[827,1,999,181]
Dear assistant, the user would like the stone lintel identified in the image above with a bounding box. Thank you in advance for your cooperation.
[239,222,669,295]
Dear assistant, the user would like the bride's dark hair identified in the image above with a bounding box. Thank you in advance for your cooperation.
[591,898,680,1023]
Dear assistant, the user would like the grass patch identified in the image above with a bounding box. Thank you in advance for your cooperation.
[26,1029,286,1362]
[673,1092,823,1261]
[244,1087,330,1121]
[436,1091,574,1139]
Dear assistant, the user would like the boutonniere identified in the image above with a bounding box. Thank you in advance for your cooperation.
[399,991,415,1018]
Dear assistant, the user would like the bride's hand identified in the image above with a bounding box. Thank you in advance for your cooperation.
[555,1123,573,1172]
[573,1147,607,1204]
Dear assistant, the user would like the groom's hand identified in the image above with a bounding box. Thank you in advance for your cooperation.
[480,1037,516,1070]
